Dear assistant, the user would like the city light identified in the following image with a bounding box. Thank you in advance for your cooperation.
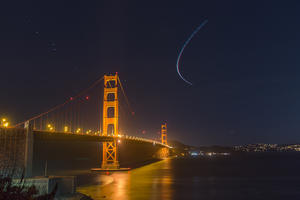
[76,128,81,134]
[47,124,54,131]
[118,139,121,143]
[0,118,9,128]
[64,126,68,132]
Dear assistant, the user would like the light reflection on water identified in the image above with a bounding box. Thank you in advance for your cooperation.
[77,159,173,200]
[77,155,300,200]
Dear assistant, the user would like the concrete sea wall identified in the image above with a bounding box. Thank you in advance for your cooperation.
[0,128,27,177]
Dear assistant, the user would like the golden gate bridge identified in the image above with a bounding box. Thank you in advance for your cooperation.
[8,73,171,173]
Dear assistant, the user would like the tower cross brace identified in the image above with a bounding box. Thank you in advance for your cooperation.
[101,74,120,169]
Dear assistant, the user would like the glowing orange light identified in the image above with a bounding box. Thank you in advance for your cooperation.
[1,118,9,128]
[64,126,68,132]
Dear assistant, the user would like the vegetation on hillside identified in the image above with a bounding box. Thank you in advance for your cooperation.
[0,174,57,200]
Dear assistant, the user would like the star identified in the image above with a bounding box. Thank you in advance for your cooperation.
[50,42,56,46]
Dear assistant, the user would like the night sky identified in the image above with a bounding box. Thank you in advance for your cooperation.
[2,1,300,146]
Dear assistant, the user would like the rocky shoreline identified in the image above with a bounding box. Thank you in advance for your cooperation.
[56,192,93,200]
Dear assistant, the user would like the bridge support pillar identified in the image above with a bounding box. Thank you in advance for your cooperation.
[24,121,33,178]
[91,73,130,171]
[160,122,170,158]
[161,122,167,145]
[101,140,119,169]
[101,73,120,170]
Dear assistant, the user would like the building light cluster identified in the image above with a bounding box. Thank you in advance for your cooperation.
[188,151,230,157]
[234,143,300,152]
[278,144,300,152]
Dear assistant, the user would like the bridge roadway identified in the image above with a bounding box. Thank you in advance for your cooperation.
[34,130,172,149]
[0,127,172,177]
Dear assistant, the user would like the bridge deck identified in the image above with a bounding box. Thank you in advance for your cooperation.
[33,130,172,148]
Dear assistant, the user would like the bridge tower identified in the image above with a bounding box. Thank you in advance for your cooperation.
[101,73,120,169]
[161,122,167,145]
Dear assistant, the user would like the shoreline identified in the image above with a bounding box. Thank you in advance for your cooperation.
[56,192,93,200]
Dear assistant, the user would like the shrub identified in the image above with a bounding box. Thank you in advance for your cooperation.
[0,174,57,200]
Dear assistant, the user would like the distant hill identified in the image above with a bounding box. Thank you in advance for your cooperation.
[197,145,234,153]
[168,140,193,150]
[168,140,234,154]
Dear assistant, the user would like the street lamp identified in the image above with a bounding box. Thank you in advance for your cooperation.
[64,126,69,132]
[1,118,9,128]
[47,124,54,131]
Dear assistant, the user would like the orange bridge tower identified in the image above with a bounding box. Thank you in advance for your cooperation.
[161,122,167,145]
[101,73,120,169]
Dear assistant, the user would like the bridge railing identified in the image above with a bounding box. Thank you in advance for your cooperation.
[32,129,172,149]
[113,134,172,148]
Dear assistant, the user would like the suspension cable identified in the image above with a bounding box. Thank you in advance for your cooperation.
[117,76,134,115]
[14,75,104,127]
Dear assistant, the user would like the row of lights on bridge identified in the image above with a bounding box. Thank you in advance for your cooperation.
[46,124,97,135]
[1,120,169,148]
[43,124,168,146]
[46,124,122,143]
[46,124,122,137]
[0,119,166,147]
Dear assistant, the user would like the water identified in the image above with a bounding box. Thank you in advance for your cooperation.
[77,153,300,200]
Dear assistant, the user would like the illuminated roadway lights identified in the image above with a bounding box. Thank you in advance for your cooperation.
[64,126,69,133]
[95,131,101,136]
[76,128,81,134]
[86,130,92,135]
[47,124,54,132]
[1,118,9,128]
[118,139,121,144]
[3,122,9,127]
